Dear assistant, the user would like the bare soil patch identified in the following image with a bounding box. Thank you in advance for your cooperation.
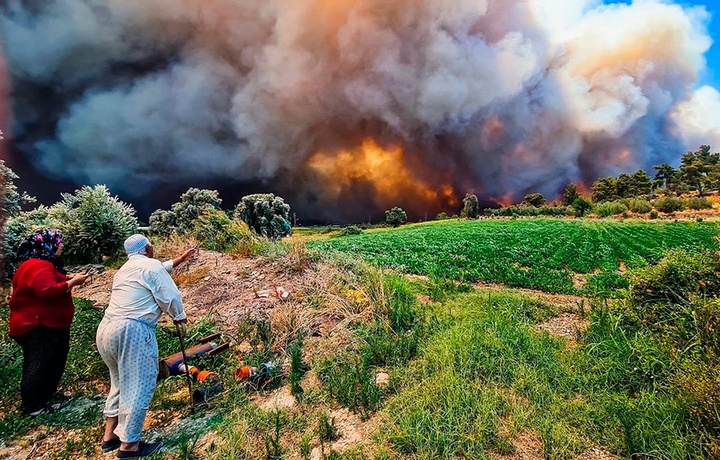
[491,431,544,460]
[576,447,619,460]
[537,313,589,344]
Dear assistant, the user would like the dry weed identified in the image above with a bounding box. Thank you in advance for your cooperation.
[172,266,209,286]
[270,302,314,351]
[151,233,201,260]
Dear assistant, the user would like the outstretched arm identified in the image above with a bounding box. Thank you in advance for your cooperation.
[162,248,198,273]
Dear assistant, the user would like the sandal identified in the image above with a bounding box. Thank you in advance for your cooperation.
[52,390,74,401]
[27,403,62,418]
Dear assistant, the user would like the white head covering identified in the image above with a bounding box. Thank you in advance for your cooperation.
[124,234,150,255]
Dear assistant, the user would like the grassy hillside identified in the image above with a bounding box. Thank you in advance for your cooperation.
[312,219,720,294]
[1,221,719,459]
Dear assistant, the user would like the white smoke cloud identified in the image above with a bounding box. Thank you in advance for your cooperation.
[0,0,717,219]
[672,85,720,148]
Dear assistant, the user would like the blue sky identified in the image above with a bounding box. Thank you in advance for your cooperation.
[695,0,719,88]
[608,0,720,88]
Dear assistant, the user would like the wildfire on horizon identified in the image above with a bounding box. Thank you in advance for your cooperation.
[305,139,459,213]
[1,0,719,221]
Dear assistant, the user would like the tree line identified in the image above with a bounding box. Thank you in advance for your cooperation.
[592,145,719,202]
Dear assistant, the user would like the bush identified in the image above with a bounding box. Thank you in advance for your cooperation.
[2,207,54,278]
[436,212,449,220]
[629,250,720,307]
[385,207,407,227]
[650,210,659,219]
[0,161,34,219]
[150,188,222,236]
[596,201,628,218]
[628,199,652,214]
[235,194,292,241]
[148,209,177,236]
[485,205,566,218]
[654,197,686,213]
[572,197,592,217]
[338,226,363,237]
[3,186,137,273]
[524,193,546,207]
[51,186,138,264]
[192,209,259,255]
[687,197,713,210]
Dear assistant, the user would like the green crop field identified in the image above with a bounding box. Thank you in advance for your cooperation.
[312,219,720,294]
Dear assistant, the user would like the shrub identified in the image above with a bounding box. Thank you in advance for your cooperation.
[650,210,659,219]
[148,209,177,236]
[654,197,686,213]
[628,199,652,214]
[0,161,34,219]
[436,212,449,220]
[629,250,720,307]
[150,188,222,236]
[192,209,259,255]
[50,186,137,264]
[687,197,713,210]
[385,207,407,227]
[524,193,546,207]
[2,207,54,279]
[572,197,592,217]
[3,186,137,271]
[485,205,566,218]
[235,194,292,240]
[338,225,363,237]
[595,201,628,218]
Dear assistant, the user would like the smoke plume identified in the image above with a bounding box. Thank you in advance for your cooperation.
[0,0,717,221]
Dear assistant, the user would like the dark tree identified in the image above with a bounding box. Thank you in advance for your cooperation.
[524,193,546,207]
[572,197,592,217]
[592,177,618,203]
[679,145,720,195]
[629,170,653,196]
[461,193,479,219]
[562,183,579,206]
[653,164,677,191]
[385,207,407,227]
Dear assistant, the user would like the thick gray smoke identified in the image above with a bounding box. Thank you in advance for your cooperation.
[0,0,717,221]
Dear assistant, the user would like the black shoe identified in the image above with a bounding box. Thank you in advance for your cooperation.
[116,441,163,458]
[101,438,121,453]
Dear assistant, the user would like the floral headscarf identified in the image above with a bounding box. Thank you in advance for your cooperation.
[17,229,65,273]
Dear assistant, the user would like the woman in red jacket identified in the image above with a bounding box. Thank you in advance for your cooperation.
[9,229,89,416]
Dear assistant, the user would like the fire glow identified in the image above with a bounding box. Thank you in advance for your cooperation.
[306,139,457,211]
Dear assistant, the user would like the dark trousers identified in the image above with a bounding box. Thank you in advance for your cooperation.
[13,326,70,414]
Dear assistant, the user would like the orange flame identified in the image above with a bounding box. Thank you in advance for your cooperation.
[306,139,455,210]
[492,192,514,207]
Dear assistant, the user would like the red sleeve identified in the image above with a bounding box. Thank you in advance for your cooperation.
[31,268,69,299]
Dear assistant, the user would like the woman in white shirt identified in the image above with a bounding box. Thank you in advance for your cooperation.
[96,234,195,458]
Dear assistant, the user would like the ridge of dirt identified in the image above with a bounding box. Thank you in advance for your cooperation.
[74,250,343,335]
